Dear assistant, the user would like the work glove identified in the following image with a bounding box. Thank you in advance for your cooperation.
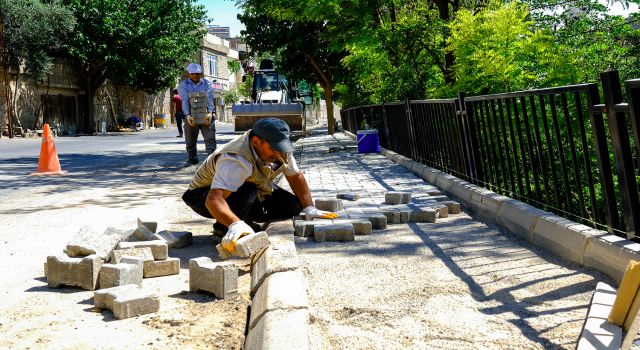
[222,220,255,252]
[304,206,339,220]
[186,115,195,126]
[204,113,212,126]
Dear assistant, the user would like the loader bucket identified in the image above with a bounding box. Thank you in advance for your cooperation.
[232,102,304,132]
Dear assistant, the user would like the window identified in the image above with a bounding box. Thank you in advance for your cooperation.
[207,54,217,76]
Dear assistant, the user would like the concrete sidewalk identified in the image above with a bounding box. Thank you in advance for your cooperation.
[286,129,613,349]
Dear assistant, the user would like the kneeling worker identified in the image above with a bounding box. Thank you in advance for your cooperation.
[182,118,337,252]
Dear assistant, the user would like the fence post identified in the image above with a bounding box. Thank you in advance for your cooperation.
[600,70,640,238]
[382,103,391,149]
[405,98,418,160]
[458,92,483,184]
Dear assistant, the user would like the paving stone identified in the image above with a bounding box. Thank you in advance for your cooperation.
[347,212,387,229]
[293,220,331,237]
[143,257,180,278]
[314,198,343,212]
[410,208,438,223]
[236,231,271,258]
[379,208,402,224]
[333,219,372,235]
[336,192,360,201]
[94,284,160,319]
[385,191,411,204]
[251,241,300,294]
[99,256,144,288]
[110,247,154,264]
[46,254,102,290]
[137,218,157,233]
[427,194,450,202]
[314,224,355,242]
[189,258,238,299]
[153,230,193,248]
[117,240,168,260]
[426,189,442,196]
[129,222,155,241]
[64,226,126,260]
[249,270,309,330]
[431,204,449,218]
[441,200,461,214]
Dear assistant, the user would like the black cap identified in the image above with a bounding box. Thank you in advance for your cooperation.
[252,118,295,153]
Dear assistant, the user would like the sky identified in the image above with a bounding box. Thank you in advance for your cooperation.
[197,0,246,37]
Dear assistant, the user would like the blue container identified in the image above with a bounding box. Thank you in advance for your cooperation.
[356,129,380,153]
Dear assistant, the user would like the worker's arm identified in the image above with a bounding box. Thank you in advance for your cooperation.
[205,188,240,227]
[285,172,313,208]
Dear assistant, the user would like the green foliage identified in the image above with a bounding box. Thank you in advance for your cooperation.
[0,0,75,81]
[447,1,579,96]
[62,0,206,93]
[238,73,252,99]
[222,90,238,105]
[228,60,241,74]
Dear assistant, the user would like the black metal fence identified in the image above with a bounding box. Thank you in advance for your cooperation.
[341,71,640,239]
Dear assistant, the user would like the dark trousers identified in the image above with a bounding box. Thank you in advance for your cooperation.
[182,182,303,233]
[184,120,216,162]
[175,110,185,135]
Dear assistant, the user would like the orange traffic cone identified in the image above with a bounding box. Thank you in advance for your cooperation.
[30,124,66,176]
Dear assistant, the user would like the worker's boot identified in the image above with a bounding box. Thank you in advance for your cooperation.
[182,157,198,168]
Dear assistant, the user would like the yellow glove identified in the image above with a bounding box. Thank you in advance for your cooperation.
[221,221,255,252]
[304,206,339,220]
[186,115,195,126]
[204,113,212,126]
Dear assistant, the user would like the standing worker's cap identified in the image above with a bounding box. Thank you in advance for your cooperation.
[252,118,295,153]
[186,63,203,74]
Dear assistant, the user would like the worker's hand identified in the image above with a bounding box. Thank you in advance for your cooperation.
[187,115,195,126]
[222,220,255,252]
[204,113,212,126]
[304,206,338,220]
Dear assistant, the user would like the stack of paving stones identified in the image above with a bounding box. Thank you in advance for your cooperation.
[188,91,209,124]
[44,219,193,320]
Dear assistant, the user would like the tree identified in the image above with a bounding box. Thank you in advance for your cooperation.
[238,0,349,134]
[0,0,74,137]
[62,0,206,133]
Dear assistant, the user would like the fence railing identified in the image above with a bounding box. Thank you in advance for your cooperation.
[341,70,640,239]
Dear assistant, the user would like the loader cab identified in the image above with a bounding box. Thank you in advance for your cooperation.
[252,71,292,103]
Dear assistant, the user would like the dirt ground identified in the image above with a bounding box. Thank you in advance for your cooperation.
[0,129,251,349]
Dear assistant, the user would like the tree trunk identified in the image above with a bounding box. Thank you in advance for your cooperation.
[324,86,335,135]
[306,55,335,134]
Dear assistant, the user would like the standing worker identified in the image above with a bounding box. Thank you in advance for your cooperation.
[171,89,184,138]
[182,117,338,251]
[177,63,216,167]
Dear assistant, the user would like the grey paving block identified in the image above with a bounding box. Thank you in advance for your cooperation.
[143,257,180,278]
[137,218,157,233]
[347,212,387,229]
[251,241,300,294]
[64,226,125,260]
[47,254,103,290]
[244,309,309,350]
[129,222,155,241]
[110,247,154,264]
[314,224,355,242]
[99,256,144,289]
[154,230,193,248]
[409,208,437,223]
[426,189,442,196]
[333,219,372,235]
[379,208,401,224]
[94,284,160,320]
[236,231,271,258]
[432,204,449,218]
[314,198,343,212]
[385,191,411,204]
[117,240,168,260]
[249,270,309,330]
[293,220,331,237]
[189,257,238,299]
[336,192,360,201]
[441,200,461,214]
